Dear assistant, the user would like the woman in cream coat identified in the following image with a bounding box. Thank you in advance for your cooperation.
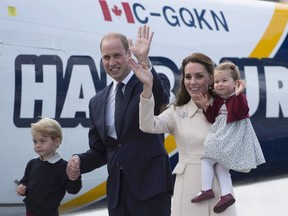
[128,53,237,216]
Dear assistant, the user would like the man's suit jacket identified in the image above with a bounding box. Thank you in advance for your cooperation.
[78,68,173,210]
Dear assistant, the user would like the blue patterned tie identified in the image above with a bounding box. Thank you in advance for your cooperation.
[115,82,124,138]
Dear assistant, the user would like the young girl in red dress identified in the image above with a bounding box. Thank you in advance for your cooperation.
[191,61,265,213]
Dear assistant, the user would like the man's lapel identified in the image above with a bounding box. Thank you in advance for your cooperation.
[97,83,113,138]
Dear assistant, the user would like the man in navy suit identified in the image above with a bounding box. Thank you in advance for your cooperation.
[66,25,173,216]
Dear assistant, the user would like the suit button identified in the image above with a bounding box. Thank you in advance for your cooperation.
[118,143,122,147]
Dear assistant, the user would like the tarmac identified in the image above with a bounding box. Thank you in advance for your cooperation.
[2,175,288,216]
[64,175,288,216]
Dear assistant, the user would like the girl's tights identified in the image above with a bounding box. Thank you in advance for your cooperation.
[201,158,233,196]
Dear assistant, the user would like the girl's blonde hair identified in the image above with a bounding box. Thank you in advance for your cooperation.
[31,117,63,143]
[215,60,241,81]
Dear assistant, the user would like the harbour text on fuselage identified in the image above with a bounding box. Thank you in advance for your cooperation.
[14,55,288,128]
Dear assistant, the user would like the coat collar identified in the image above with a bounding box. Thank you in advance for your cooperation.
[187,98,200,118]
[177,98,200,119]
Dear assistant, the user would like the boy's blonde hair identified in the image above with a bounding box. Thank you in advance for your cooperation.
[31,117,63,143]
[215,61,241,81]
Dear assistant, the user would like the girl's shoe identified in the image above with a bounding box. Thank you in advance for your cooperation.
[213,193,235,213]
[191,189,215,203]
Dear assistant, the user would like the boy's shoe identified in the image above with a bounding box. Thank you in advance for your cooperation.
[213,193,235,213]
[191,189,215,203]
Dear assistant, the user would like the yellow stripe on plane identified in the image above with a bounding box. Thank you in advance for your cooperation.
[59,181,107,214]
[59,135,177,213]
[164,134,177,155]
[250,3,288,58]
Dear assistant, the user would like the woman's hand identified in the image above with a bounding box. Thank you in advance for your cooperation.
[128,58,153,99]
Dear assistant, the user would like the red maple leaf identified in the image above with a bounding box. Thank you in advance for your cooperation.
[112,5,122,16]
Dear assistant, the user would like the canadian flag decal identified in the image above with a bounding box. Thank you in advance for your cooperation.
[99,0,135,23]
